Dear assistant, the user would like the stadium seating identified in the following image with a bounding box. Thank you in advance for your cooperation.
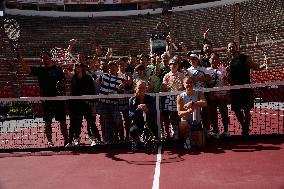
[0,0,283,97]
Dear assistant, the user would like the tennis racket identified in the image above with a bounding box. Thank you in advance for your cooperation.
[56,80,66,95]
[140,112,158,154]
[192,69,207,88]
[3,18,20,50]
[255,32,275,69]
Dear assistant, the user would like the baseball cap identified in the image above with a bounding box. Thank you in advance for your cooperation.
[169,56,179,65]
[187,51,199,59]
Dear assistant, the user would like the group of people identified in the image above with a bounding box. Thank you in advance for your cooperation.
[16,30,268,150]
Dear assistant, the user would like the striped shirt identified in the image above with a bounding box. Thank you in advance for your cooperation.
[99,73,124,95]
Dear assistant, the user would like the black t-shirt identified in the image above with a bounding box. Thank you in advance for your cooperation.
[200,56,211,68]
[30,65,65,97]
[71,74,96,96]
[179,59,191,71]
[125,65,135,75]
[229,54,250,85]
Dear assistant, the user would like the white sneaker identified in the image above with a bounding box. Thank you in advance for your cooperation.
[47,141,54,147]
[74,138,80,146]
[65,143,73,147]
[222,131,231,137]
[90,140,97,146]
[184,138,191,150]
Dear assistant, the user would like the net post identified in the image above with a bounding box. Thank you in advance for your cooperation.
[155,94,161,140]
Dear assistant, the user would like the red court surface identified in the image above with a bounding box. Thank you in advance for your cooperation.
[0,137,284,189]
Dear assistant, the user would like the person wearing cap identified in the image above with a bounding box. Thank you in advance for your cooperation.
[187,52,210,89]
[187,52,211,136]
[98,60,125,144]
[161,56,184,140]
[17,50,68,147]
[67,63,102,147]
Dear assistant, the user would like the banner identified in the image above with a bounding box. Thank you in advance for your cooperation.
[7,0,65,5]
[64,0,122,4]
[64,0,159,4]
[7,0,159,5]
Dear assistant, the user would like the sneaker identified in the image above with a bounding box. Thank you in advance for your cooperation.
[65,143,73,147]
[96,140,104,145]
[222,131,231,137]
[131,141,139,151]
[183,138,191,150]
[213,133,221,139]
[74,138,80,146]
[90,140,97,147]
[47,141,54,147]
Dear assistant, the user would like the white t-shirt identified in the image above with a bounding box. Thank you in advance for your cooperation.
[206,66,227,96]
[187,66,208,89]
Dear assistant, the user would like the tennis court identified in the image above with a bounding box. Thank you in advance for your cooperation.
[0,137,284,189]
[0,83,284,189]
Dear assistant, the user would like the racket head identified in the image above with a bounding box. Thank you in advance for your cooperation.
[142,122,158,154]
[3,18,20,48]
[255,32,274,55]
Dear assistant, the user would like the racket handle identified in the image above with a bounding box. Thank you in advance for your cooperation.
[143,112,146,122]
[193,109,197,121]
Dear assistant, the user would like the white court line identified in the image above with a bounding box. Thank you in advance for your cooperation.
[152,145,162,189]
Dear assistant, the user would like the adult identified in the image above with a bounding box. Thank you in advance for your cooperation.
[129,80,157,151]
[225,41,267,136]
[99,61,125,144]
[161,56,184,140]
[177,76,207,150]
[18,50,68,147]
[206,52,230,138]
[67,63,102,146]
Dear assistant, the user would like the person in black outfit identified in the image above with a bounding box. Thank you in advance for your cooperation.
[225,42,267,136]
[67,63,102,146]
[129,80,158,151]
[18,50,68,147]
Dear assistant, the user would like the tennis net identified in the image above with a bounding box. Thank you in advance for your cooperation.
[0,81,283,151]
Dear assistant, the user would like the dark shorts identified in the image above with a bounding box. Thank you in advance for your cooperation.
[42,101,66,122]
[230,88,254,111]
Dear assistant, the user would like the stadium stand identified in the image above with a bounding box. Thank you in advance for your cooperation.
[0,0,283,97]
